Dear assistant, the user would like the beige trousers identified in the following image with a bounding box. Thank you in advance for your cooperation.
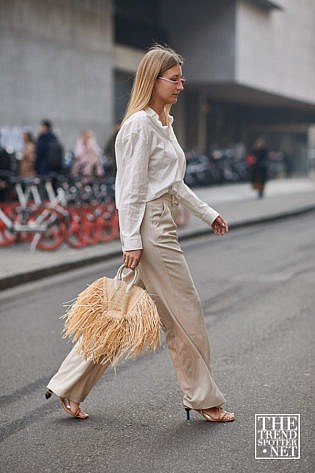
[47,194,226,409]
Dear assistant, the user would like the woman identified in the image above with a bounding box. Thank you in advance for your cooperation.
[250,137,268,198]
[45,45,234,423]
[19,131,36,178]
[71,130,104,179]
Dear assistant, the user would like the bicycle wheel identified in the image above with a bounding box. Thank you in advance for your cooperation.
[0,204,17,246]
[98,207,119,243]
[27,208,66,251]
[81,206,102,245]
[65,208,89,249]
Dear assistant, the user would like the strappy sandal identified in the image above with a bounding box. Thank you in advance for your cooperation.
[61,398,89,420]
[184,405,235,422]
[45,389,89,420]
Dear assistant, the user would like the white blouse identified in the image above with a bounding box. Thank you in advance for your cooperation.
[115,107,219,251]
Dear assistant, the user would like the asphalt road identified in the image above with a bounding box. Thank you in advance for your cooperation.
[1,212,314,473]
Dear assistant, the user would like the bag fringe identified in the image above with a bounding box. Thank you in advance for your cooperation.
[62,277,161,366]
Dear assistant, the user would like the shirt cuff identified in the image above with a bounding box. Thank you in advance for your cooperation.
[202,207,220,226]
[121,235,143,252]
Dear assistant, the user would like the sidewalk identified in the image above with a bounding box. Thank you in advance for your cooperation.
[1,177,315,290]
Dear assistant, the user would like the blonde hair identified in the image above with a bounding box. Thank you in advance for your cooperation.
[122,44,183,124]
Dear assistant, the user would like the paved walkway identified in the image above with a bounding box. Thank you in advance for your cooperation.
[1,177,315,290]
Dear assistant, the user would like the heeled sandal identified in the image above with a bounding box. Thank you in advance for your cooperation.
[45,389,89,420]
[184,405,235,422]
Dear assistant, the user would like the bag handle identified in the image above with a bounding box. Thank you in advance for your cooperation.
[114,264,139,292]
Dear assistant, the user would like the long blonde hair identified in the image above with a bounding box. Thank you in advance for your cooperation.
[122,44,183,125]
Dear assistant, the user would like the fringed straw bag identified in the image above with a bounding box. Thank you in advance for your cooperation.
[62,265,161,366]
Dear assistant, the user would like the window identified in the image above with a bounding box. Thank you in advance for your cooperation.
[114,0,168,49]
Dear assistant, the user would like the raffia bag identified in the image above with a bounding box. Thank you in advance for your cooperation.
[62,265,161,366]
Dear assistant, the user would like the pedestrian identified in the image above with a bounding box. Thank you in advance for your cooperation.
[19,131,36,178]
[0,134,12,202]
[71,130,104,179]
[35,119,64,176]
[249,137,269,198]
[45,44,235,423]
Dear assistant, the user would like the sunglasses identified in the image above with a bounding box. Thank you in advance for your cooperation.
[158,76,187,85]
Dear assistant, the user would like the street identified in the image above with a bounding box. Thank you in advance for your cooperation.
[0,212,314,473]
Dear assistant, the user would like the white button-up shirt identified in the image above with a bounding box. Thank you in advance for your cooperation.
[115,107,219,251]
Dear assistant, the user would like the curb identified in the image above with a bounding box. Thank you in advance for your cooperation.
[1,204,314,292]
[0,248,123,292]
[179,203,315,240]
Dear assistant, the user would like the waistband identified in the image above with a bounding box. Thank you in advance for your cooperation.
[150,192,180,206]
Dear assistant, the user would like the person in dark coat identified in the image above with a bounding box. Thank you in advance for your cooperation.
[0,142,12,202]
[250,137,269,198]
[35,119,63,176]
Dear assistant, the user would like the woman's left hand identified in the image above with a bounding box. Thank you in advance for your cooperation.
[212,215,229,236]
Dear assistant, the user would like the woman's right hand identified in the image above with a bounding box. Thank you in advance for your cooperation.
[123,249,143,270]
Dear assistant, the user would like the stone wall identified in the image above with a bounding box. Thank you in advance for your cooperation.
[160,0,236,83]
[0,0,113,149]
[235,0,315,104]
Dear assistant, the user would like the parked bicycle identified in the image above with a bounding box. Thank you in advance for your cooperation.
[0,172,189,251]
[0,172,68,250]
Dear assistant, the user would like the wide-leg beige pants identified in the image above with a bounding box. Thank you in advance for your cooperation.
[47,194,226,409]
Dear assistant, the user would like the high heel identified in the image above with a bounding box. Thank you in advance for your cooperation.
[45,388,88,420]
[198,407,235,422]
[184,405,235,423]
[60,398,89,420]
[190,406,235,422]
[184,407,191,420]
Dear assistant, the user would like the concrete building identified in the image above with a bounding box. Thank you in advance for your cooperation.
[1,0,315,174]
[0,0,113,153]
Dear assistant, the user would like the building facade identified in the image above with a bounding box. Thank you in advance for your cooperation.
[1,0,315,173]
[0,0,113,151]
